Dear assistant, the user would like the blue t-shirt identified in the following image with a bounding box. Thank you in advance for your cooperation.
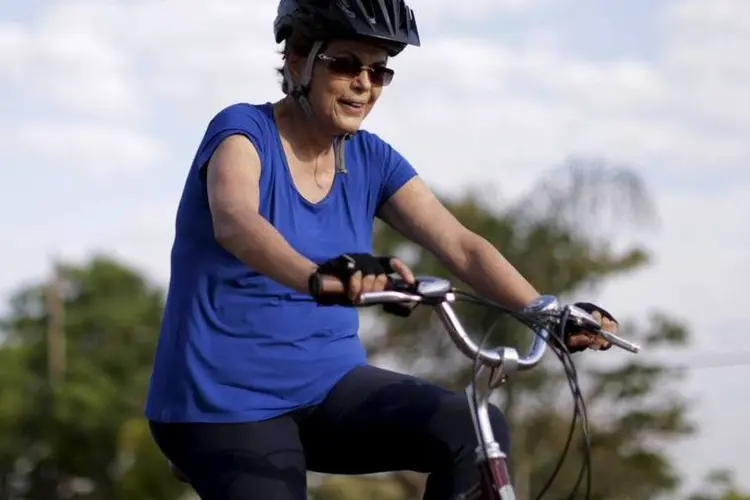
[145,102,417,422]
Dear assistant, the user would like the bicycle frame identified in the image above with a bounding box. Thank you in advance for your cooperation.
[358,276,640,500]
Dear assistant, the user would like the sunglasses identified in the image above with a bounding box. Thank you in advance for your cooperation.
[317,53,395,86]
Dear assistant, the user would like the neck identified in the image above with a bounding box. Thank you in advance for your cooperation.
[274,96,335,160]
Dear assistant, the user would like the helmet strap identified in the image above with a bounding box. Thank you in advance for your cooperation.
[285,40,350,174]
[286,40,323,119]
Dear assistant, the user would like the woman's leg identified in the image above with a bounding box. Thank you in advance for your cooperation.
[149,416,308,500]
[299,365,510,500]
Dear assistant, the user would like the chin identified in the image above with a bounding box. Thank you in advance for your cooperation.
[332,117,364,135]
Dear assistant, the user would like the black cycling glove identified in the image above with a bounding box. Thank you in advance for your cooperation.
[308,253,395,306]
[565,302,619,352]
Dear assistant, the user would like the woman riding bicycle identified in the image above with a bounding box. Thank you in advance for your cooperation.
[144,1,618,498]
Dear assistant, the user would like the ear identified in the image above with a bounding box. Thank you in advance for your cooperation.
[285,52,305,85]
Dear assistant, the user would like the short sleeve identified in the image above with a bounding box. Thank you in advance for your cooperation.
[371,133,418,211]
[193,103,268,179]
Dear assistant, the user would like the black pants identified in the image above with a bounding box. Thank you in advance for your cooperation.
[149,365,509,500]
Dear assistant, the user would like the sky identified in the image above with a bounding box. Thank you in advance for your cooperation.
[1,0,749,494]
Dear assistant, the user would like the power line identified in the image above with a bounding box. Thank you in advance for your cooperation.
[647,351,750,372]
[581,351,750,373]
[669,358,750,371]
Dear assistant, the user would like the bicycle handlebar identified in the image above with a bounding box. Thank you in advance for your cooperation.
[316,275,639,375]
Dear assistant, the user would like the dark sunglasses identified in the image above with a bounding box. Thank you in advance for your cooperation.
[317,54,395,86]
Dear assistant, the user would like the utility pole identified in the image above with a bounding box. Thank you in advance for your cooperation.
[46,259,65,388]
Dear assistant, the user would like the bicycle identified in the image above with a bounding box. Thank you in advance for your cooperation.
[350,275,640,500]
[168,274,640,499]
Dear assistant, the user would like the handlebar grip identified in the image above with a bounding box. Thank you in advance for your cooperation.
[599,330,641,353]
[308,273,345,298]
[310,274,408,297]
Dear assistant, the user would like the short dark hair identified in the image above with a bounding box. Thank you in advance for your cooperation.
[277,32,316,94]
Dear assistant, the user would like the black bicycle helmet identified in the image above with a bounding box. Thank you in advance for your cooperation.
[274,0,421,56]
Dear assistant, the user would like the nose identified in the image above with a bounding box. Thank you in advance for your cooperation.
[352,69,373,91]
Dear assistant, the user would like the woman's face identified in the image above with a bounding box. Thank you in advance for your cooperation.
[291,39,392,135]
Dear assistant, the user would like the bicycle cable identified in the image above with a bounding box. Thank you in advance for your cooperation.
[526,309,591,500]
[453,290,593,500]
[554,314,592,500]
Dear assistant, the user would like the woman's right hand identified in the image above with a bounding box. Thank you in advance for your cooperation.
[309,253,415,305]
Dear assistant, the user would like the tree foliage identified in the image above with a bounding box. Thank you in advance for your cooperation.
[689,470,750,500]
[0,257,188,500]
[313,159,692,499]
[0,159,744,499]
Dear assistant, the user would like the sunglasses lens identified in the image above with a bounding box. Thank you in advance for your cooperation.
[323,56,394,86]
[373,67,394,86]
[327,57,363,77]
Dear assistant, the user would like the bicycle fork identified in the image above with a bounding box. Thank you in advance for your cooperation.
[458,366,516,500]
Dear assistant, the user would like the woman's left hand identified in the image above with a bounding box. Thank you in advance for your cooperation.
[566,304,618,352]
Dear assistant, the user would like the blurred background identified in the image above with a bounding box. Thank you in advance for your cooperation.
[1,0,748,498]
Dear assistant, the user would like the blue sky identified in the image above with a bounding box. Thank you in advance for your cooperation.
[1,0,749,494]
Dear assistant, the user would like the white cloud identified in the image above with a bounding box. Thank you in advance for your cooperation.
[0,4,140,118]
[0,22,31,77]
[414,0,550,24]
[596,180,750,329]
[53,201,178,286]
[1,120,164,173]
[376,31,749,181]
[1,0,750,492]
[4,0,748,177]
[663,0,750,129]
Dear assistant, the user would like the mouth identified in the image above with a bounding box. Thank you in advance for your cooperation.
[338,98,367,111]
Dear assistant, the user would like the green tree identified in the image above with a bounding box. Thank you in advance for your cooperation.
[0,159,702,500]
[690,470,750,500]
[0,342,31,499]
[311,159,693,499]
[0,257,187,500]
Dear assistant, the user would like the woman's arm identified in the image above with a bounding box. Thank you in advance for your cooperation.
[378,177,539,310]
[206,134,317,293]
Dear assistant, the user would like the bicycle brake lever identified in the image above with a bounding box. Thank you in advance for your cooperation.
[567,304,601,329]
[379,278,419,317]
[567,305,641,353]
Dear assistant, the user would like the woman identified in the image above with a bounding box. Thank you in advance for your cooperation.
[144,1,617,499]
